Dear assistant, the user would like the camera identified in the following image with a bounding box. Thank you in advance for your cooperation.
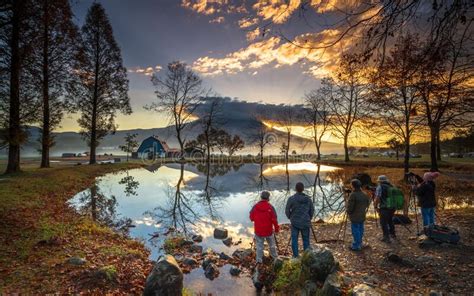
[343,188,352,194]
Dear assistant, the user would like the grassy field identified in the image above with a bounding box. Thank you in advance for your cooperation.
[0,162,152,294]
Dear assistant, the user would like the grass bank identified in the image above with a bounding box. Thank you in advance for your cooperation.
[0,163,152,295]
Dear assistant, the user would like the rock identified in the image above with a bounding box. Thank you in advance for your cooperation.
[191,234,203,242]
[351,283,381,296]
[67,257,86,266]
[93,265,118,283]
[202,256,217,270]
[429,290,442,296]
[232,248,253,261]
[174,254,184,261]
[180,239,194,247]
[342,275,353,286]
[213,228,228,239]
[188,245,203,254]
[229,265,241,276]
[144,255,183,296]
[386,252,414,268]
[252,269,263,290]
[219,252,231,260]
[182,258,198,267]
[362,275,379,286]
[301,245,337,281]
[321,272,342,296]
[414,255,434,263]
[222,237,233,247]
[204,263,219,280]
[301,280,318,296]
[272,256,290,273]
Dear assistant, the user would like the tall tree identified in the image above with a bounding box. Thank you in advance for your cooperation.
[304,80,331,160]
[276,105,295,165]
[369,34,424,173]
[225,134,244,157]
[32,0,79,168]
[74,3,131,164]
[0,0,39,174]
[418,19,474,171]
[326,54,367,162]
[148,61,205,156]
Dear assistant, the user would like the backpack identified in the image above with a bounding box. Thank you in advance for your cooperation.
[386,186,404,210]
[424,225,460,244]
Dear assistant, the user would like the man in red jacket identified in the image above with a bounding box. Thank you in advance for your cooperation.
[250,191,279,263]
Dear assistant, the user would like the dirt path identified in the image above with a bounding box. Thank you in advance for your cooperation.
[276,208,474,295]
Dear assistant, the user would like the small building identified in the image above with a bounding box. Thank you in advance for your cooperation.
[136,136,169,159]
[62,153,77,158]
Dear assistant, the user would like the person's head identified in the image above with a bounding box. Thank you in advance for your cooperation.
[423,172,440,182]
[261,191,270,201]
[351,179,362,191]
[295,182,304,193]
[377,175,389,183]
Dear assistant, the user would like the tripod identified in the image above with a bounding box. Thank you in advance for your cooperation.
[407,175,421,235]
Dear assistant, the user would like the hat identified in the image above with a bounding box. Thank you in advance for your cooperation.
[423,172,440,182]
[261,191,270,200]
[377,175,389,183]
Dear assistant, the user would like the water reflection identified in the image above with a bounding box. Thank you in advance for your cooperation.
[70,162,344,258]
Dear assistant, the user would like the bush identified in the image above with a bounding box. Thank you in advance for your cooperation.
[273,259,304,292]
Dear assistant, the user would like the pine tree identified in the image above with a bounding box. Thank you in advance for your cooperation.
[0,0,40,174]
[31,0,79,168]
[74,3,131,164]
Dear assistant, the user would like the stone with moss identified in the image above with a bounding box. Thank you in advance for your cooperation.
[301,245,337,282]
[144,255,183,296]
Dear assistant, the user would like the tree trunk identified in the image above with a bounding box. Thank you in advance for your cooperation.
[5,1,22,174]
[286,131,290,164]
[436,129,441,161]
[343,134,349,162]
[429,126,438,172]
[90,186,97,221]
[396,150,399,161]
[90,24,100,165]
[40,0,50,168]
[403,137,410,174]
[316,144,321,161]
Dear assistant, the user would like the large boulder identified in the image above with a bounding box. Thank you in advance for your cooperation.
[143,255,183,296]
[213,228,228,239]
[301,245,337,281]
[351,284,381,296]
[321,272,342,296]
[232,248,253,261]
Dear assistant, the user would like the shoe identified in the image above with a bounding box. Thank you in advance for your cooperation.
[380,237,391,243]
[349,246,361,252]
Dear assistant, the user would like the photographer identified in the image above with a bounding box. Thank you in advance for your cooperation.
[346,179,370,251]
[412,172,440,228]
[374,175,396,243]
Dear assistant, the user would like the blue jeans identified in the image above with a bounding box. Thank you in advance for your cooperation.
[421,207,435,227]
[351,222,364,250]
[291,226,310,257]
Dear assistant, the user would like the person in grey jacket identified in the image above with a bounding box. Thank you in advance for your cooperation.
[285,182,315,257]
[346,179,370,251]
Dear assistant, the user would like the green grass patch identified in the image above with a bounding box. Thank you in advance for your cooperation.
[273,259,304,292]
[163,235,186,254]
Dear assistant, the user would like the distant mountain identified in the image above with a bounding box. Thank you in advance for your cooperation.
[0,120,343,157]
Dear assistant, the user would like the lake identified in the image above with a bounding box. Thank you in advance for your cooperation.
[69,161,347,294]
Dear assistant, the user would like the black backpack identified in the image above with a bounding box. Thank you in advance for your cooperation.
[424,224,460,244]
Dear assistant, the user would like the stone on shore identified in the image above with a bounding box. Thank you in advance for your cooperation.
[222,237,233,247]
[229,265,241,276]
[321,272,342,296]
[213,228,228,239]
[143,255,183,296]
[351,283,381,296]
[301,245,337,281]
[204,263,219,280]
[232,248,253,261]
[67,257,86,266]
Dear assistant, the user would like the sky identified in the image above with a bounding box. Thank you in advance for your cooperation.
[60,0,362,132]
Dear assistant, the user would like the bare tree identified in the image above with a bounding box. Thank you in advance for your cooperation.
[369,34,424,173]
[304,79,331,160]
[198,97,223,161]
[325,54,367,162]
[249,113,273,163]
[148,61,205,156]
[276,104,295,165]
[225,135,244,157]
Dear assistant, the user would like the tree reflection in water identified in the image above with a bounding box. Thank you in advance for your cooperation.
[118,171,140,197]
[75,185,133,234]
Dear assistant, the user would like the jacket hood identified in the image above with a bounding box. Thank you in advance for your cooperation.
[254,200,271,211]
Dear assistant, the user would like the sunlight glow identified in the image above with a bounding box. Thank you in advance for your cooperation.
[262,162,340,175]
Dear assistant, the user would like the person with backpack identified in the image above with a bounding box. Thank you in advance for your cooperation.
[346,179,370,251]
[374,175,396,243]
[285,182,315,257]
[250,191,279,264]
[413,172,440,228]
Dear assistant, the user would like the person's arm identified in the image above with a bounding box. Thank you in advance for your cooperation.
[249,205,256,222]
[346,193,356,215]
[285,198,292,219]
[308,198,315,219]
[271,205,279,233]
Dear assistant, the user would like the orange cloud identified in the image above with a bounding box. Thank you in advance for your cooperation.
[192,29,354,78]
[128,65,162,76]
[252,0,301,24]
[181,0,247,15]
[238,17,259,28]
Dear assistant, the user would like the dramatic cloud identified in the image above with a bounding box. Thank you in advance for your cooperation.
[192,29,354,78]
[252,0,301,24]
[238,17,259,28]
[181,0,247,15]
[128,65,162,76]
